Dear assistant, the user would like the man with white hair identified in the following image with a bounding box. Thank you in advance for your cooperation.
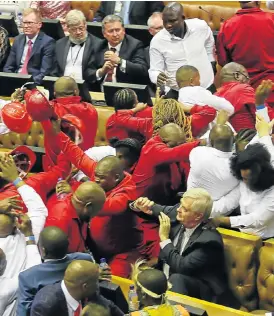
[131,188,228,303]
[51,9,102,83]
[147,12,163,36]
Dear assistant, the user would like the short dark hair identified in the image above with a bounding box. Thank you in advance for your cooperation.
[81,303,110,316]
[112,88,137,111]
[230,143,274,192]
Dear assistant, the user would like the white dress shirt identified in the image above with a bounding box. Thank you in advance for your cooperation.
[160,225,198,278]
[64,42,86,80]
[149,19,215,90]
[74,146,116,181]
[61,280,80,316]
[18,34,38,72]
[266,0,274,9]
[178,86,234,115]
[212,136,274,239]
[187,147,239,203]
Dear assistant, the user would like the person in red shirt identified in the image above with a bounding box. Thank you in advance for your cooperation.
[132,123,204,261]
[0,146,71,213]
[215,62,274,132]
[110,97,216,142]
[106,88,153,143]
[45,181,106,254]
[216,1,274,107]
[48,126,143,277]
[42,76,98,169]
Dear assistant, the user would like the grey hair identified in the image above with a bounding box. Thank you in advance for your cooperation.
[183,188,213,220]
[147,12,163,28]
[66,9,86,26]
[102,15,124,31]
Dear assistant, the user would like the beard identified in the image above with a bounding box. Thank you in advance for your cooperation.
[69,33,88,45]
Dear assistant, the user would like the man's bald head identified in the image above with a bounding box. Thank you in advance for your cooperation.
[239,1,259,9]
[38,226,69,260]
[95,156,125,192]
[176,65,200,88]
[209,124,234,152]
[163,2,185,36]
[0,214,15,238]
[0,248,6,276]
[54,76,79,98]
[64,260,99,301]
[72,182,106,222]
[220,62,249,84]
[159,123,186,148]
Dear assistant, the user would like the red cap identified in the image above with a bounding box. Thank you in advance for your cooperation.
[10,145,36,175]
[25,89,56,122]
[1,101,32,133]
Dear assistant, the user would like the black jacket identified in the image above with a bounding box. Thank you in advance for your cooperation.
[51,33,102,85]
[95,1,164,25]
[89,34,149,91]
[151,203,227,297]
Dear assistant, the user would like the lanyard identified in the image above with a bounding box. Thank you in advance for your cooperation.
[70,45,83,66]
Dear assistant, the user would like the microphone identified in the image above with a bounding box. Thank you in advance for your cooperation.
[199,6,225,22]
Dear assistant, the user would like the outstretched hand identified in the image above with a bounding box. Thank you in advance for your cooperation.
[255,80,274,106]
[0,154,19,183]
[132,197,154,215]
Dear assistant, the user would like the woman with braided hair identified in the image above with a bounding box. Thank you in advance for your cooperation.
[106,89,216,143]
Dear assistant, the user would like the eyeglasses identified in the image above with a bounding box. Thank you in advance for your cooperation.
[73,194,92,208]
[68,26,86,32]
[22,21,39,26]
[234,71,250,81]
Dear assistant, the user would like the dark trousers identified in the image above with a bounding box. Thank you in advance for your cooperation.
[169,274,214,302]
[165,83,216,100]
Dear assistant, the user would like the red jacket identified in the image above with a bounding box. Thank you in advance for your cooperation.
[58,133,141,255]
[45,196,88,253]
[41,96,98,170]
[106,105,216,141]
[217,8,274,83]
[215,82,256,131]
[0,153,71,213]
[132,136,200,202]
[106,107,153,142]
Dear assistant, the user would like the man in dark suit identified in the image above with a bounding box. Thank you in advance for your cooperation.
[51,9,102,86]
[3,8,55,84]
[89,15,148,92]
[17,226,95,316]
[30,260,123,316]
[132,188,228,302]
[94,1,164,25]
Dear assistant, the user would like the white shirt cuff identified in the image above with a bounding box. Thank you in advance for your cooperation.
[230,216,243,228]
[160,239,172,249]
[120,59,126,73]
[96,69,103,81]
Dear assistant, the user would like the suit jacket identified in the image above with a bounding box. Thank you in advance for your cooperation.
[151,203,227,296]
[51,33,102,85]
[89,34,149,91]
[17,253,93,316]
[95,1,164,25]
[3,31,55,84]
[30,283,124,316]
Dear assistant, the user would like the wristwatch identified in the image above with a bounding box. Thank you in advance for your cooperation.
[25,236,35,242]
[13,177,23,186]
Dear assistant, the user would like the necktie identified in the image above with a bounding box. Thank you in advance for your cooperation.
[105,47,117,82]
[21,39,33,74]
[175,226,185,253]
[74,303,82,316]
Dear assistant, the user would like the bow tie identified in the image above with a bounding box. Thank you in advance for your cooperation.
[71,41,85,47]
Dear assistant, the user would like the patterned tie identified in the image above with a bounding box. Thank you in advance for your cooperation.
[21,39,33,74]
[105,47,117,82]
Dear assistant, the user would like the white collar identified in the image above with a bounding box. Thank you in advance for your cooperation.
[44,255,67,263]
[26,33,38,44]
[108,41,122,52]
[208,147,233,158]
[61,280,80,312]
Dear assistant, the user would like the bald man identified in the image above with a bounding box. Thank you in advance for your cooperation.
[42,76,98,171]
[17,227,94,316]
[45,182,106,253]
[149,2,215,99]
[47,130,141,277]
[30,260,123,316]
[187,124,239,216]
[215,62,274,132]
[176,65,234,115]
